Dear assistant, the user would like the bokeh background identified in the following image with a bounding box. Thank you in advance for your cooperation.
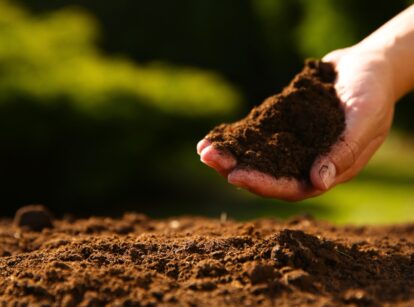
[1,0,413,224]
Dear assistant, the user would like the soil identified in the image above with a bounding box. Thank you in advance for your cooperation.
[0,207,413,306]
[206,60,345,180]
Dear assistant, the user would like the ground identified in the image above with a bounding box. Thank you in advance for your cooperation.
[0,210,413,306]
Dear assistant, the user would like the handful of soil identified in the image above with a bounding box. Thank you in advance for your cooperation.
[206,60,345,180]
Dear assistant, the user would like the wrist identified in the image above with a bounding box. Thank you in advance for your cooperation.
[355,6,414,101]
[386,39,414,101]
[348,42,398,104]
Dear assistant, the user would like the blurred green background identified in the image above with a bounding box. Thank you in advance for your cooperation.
[0,0,413,224]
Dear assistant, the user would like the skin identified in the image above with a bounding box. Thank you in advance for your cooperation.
[197,5,414,201]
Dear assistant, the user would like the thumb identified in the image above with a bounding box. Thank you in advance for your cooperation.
[310,135,362,191]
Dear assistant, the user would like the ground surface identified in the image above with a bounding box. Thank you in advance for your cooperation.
[0,210,413,306]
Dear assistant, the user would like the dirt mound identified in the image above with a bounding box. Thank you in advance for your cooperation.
[206,60,345,180]
[0,209,413,306]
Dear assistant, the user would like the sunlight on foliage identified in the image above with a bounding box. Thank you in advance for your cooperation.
[251,0,291,53]
[296,0,357,57]
[252,0,286,26]
[0,1,240,116]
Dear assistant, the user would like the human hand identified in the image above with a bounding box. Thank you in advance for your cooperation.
[197,45,397,201]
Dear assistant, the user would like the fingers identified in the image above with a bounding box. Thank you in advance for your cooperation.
[228,169,321,201]
[196,139,210,155]
[197,139,322,200]
[310,110,388,191]
[311,136,361,190]
[197,140,320,201]
[334,135,385,185]
[197,140,237,177]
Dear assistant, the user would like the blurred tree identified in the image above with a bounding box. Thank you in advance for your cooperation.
[0,1,241,215]
[0,2,240,116]
[17,0,302,107]
[294,0,408,57]
[295,0,357,57]
[17,1,413,120]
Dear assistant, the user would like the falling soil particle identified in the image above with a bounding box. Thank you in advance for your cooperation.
[1,211,414,306]
[206,59,345,180]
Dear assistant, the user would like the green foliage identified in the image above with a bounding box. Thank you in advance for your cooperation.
[295,0,357,57]
[0,1,240,116]
[0,1,241,214]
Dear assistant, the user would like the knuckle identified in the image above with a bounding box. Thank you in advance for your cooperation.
[344,138,360,165]
[330,137,361,174]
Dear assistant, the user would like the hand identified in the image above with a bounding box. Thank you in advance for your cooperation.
[197,45,396,201]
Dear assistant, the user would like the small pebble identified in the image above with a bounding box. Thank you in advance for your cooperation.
[282,269,313,290]
[14,204,54,232]
[245,262,276,284]
[341,289,372,304]
[169,220,180,229]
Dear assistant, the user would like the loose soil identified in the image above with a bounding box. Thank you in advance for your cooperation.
[206,60,345,180]
[1,207,413,306]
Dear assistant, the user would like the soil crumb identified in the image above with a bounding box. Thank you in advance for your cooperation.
[206,60,345,180]
[1,210,413,306]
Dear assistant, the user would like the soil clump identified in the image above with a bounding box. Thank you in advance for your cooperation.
[0,207,413,306]
[206,60,345,180]
[13,204,54,232]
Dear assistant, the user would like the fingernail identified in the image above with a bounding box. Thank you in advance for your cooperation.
[319,162,336,189]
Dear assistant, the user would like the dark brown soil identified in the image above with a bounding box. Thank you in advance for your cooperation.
[1,208,413,306]
[206,60,345,180]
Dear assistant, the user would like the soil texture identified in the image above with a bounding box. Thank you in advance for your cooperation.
[206,60,345,180]
[0,207,413,306]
